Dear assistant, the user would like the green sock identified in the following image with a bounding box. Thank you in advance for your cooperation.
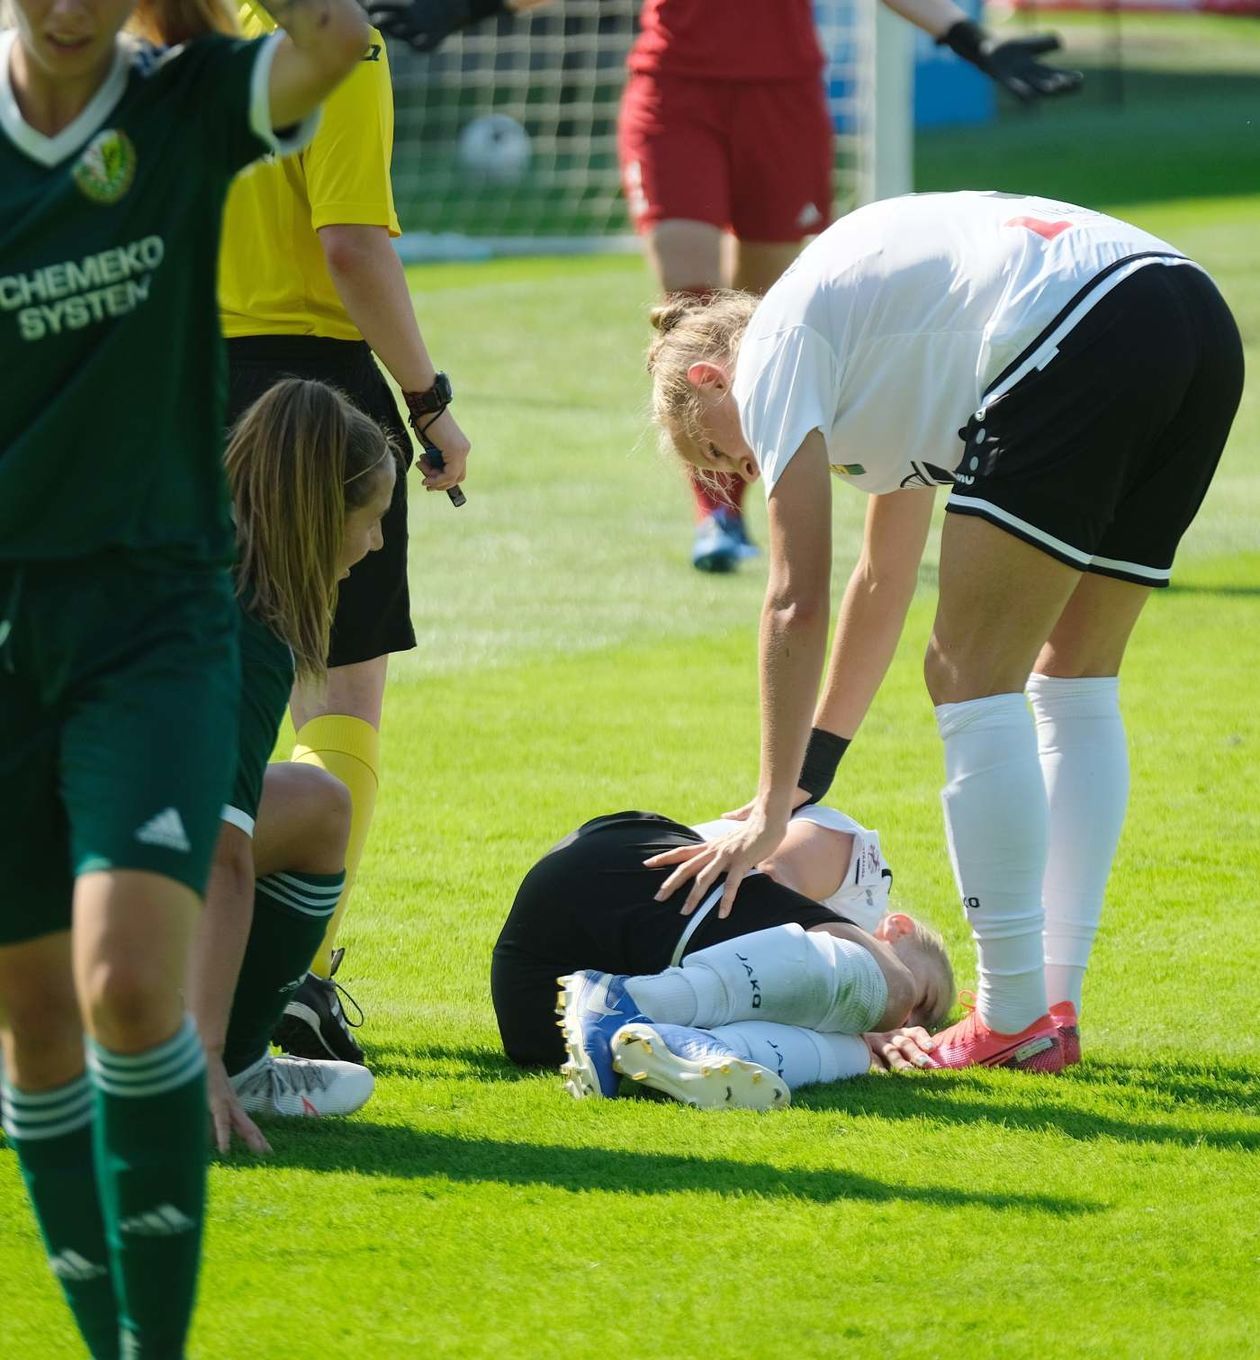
[86,1017,207,1360]
[222,870,344,1076]
[2,1073,120,1360]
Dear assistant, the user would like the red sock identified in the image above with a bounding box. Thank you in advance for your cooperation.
[691,471,746,520]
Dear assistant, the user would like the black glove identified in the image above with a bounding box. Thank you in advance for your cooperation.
[363,0,508,52]
[940,20,1083,103]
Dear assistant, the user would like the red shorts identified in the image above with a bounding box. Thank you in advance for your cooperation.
[618,72,833,243]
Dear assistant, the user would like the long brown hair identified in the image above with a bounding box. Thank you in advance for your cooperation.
[225,379,396,682]
[127,0,239,45]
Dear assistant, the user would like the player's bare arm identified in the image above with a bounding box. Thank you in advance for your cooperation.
[649,431,832,916]
[264,0,370,130]
[812,486,936,744]
[317,224,471,491]
[188,824,272,1155]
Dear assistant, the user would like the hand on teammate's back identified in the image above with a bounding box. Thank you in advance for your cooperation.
[364,0,506,51]
[941,21,1084,103]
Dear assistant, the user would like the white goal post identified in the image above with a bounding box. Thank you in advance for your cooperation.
[388,0,914,261]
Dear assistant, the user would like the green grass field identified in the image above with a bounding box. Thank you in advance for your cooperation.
[5,19,1260,1358]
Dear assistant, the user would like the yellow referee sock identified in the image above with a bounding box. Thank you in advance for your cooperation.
[292,714,380,979]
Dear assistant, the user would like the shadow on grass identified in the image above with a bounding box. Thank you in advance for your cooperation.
[1165,583,1260,598]
[234,1123,1095,1216]
[363,1043,536,1083]
[795,1058,1259,1151]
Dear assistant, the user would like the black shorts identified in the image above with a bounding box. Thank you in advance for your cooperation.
[226,336,416,667]
[491,811,848,1066]
[946,258,1245,587]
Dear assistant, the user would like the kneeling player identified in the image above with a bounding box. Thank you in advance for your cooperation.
[492,808,953,1107]
[189,381,398,1151]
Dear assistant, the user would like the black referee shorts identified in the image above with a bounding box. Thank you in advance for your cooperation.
[947,258,1245,587]
[491,811,846,1067]
[226,336,416,668]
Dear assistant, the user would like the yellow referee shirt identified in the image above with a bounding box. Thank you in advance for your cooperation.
[219,3,401,340]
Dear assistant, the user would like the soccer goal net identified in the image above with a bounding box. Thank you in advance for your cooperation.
[388,0,913,259]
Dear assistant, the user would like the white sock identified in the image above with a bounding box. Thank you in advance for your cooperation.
[936,692,1049,1034]
[1027,673,1128,1015]
[623,924,888,1033]
[710,1022,871,1089]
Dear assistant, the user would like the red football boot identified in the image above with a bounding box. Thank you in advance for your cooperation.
[1050,1000,1081,1067]
[931,998,1064,1073]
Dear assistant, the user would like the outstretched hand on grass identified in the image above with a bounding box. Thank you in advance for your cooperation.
[646,810,789,918]
[207,1056,271,1156]
[864,1027,937,1072]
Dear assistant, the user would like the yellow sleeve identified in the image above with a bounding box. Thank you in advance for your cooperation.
[303,31,402,236]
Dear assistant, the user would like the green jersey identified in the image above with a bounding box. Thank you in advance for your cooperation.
[223,602,295,836]
[0,31,314,565]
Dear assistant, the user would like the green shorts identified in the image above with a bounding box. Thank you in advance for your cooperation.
[0,556,241,946]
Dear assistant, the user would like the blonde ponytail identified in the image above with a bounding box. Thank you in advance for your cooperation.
[646,289,758,464]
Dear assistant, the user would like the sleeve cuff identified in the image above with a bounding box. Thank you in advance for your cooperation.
[310,203,401,235]
[220,805,257,839]
[249,31,321,157]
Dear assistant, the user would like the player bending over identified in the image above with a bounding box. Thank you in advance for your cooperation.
[189,380,397,1153]
[644,192,1244,1073]
[492,808,953,1107]
[0,1,367,1354]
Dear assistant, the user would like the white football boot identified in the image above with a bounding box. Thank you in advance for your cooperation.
[230,1053,374,1118]
[611,1022,790,1111]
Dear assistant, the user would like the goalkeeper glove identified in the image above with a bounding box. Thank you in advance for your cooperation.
[940,21,1083,104]
[364,0,508,52]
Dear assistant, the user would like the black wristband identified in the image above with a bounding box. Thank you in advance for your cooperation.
[939,19,989,68]
[468,0,507,21]
[798,728,851,804]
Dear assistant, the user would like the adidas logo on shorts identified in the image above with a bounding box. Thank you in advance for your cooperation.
[134,808,190,853]
[118,1203,197,1237]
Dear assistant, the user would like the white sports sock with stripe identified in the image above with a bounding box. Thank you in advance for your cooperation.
[708,1022,871,1089]
[937,692,1049,1034]
[1027,673,1129,1014]
[623,923,888,1033]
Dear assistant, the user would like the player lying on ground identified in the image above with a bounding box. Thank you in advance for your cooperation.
[491,808,953,1107]
[644,191,1244,1074]
[0,0,368,1354]
[188,380,397,1153]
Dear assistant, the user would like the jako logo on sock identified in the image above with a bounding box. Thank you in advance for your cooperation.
[964,896,982,911]
[734,952,762,1009]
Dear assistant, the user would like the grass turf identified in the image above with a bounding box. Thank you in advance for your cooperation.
[4,25,1260,1357]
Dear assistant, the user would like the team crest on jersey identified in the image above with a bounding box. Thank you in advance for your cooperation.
[72,130,137,205]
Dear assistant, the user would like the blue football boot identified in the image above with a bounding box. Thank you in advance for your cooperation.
[556,971,647,1099]
[611,1022,790,1110]
[691,508,742,573]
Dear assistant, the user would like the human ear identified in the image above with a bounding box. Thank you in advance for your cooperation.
[686,360,728,392]
[881,912,914,941]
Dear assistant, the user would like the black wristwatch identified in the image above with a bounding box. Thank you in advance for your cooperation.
[405,371,453,417]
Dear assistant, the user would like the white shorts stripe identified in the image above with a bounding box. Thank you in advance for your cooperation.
[947,495,1172,582]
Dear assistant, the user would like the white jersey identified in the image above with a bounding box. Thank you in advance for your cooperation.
[733,191,1195,496]
[691,804,891,935]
